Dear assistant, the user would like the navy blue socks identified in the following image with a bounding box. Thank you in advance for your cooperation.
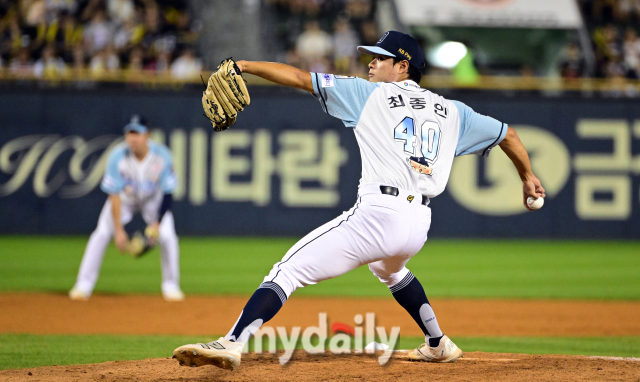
[390,272,444,347]
[226,282,286,343]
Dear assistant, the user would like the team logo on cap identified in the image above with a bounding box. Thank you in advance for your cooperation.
[398,48,412,60]
[377,32,389,44]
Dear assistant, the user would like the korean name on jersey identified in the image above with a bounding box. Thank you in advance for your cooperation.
[311,73,507,198]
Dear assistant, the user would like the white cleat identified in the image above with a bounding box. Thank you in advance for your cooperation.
[69,287,90,301]
[163,290,185,302]
[408,335,463,363]
[173,337,244,370]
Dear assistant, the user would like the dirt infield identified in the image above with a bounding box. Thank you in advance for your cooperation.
[1,293,640,336]
[1,351,639,382]
[2,293,640,381]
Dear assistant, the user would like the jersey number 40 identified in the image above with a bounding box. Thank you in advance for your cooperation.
[394,117,441,164]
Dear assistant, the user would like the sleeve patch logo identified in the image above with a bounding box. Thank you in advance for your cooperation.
[321,74,335,88]
[102,175,116,188]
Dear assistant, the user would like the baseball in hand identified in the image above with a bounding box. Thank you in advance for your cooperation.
[527,196,544,210]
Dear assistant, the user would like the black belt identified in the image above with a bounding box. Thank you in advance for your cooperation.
[379,186,429,205]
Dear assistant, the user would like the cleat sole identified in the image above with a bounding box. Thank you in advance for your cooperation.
[172,347,240,370]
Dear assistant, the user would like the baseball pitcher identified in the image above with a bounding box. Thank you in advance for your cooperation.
[174,32,546,369]
[69,116,184,302]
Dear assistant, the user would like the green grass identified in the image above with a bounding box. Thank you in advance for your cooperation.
[0,334,204,370]
[452,337,640,358]
[2,237,637,371]
[1,334,638,370]
[1,236,639,299]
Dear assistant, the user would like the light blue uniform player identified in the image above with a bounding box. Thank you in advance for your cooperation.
[70,116,184,302]
[173,32,546,369]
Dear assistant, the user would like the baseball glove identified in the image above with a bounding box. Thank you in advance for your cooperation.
[202,58,250,132]
[126,229,156,258]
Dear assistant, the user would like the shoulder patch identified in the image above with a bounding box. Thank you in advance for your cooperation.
[321,74,335,88]
[102,175,118,189]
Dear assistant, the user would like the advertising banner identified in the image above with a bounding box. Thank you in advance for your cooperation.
[394,0,583,29]
[0,89,638,238]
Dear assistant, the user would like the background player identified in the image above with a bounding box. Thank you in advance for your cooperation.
[173,31,545,369]
[69,116,184,302]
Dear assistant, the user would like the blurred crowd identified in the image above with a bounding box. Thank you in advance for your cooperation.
[0,0,203,80]
[267,0,380,77]
[4,0,640,85]
[561,0,640,80]
[267,0,640,83]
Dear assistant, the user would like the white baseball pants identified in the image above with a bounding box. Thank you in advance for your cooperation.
[72,199,181,296]
[263,183,432,297]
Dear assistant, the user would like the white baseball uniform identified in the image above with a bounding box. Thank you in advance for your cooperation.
[71,140,181,297]
[256,74,507,306]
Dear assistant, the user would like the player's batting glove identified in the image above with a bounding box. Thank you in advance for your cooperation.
[202,58,250,132]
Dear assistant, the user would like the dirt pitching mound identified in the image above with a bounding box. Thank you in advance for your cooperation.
[2,294,639,381]
[1,351,639,382]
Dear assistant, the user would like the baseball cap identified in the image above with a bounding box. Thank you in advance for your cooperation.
[123,114,149,133]
[357,31,425,70]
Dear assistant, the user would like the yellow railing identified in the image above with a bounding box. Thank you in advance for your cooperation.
[2,69,640,92]
[0,69,207,86]
[422,75,640,92]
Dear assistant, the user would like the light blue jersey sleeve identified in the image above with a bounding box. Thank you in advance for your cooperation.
[151,142,177,194]
[310,73,381,128]
[100,146,127,194]
[452,100,508,157]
